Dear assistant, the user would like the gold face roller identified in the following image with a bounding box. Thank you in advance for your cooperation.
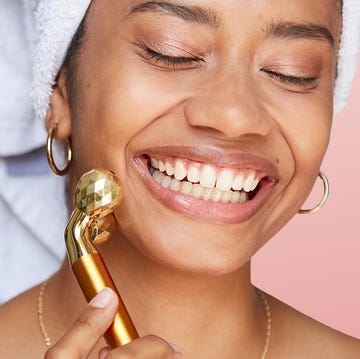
[65,169,139,348]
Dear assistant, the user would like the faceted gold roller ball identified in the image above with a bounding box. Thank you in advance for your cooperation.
[74,169,123,218]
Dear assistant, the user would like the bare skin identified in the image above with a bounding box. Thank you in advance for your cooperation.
[1,0,359,358]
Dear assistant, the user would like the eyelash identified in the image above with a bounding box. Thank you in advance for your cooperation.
[142,47,204,67]
[262,69,317,88]
[140,46,317,88]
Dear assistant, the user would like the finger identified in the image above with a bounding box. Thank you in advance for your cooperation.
[105,335,182,359]
[45,288,119,359]
[98,347,111,359]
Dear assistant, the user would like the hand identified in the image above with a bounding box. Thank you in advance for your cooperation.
[44,288,182,358]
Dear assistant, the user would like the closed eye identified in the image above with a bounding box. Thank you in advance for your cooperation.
[138,44,204,69]
[262,69,317,89]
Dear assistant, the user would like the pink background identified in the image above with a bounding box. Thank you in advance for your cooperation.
[253,63,360,338]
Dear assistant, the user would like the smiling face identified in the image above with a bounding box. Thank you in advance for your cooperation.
[50,0,341,275]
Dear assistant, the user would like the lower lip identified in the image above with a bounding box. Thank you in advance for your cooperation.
[133,157,276,224]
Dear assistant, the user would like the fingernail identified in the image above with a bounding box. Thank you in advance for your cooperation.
[168,342,181,353]
[89,288,115,308]
[98,347,111,359]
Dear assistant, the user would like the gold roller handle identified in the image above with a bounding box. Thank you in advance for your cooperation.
[65,169,139,348]
[73,253,138,347]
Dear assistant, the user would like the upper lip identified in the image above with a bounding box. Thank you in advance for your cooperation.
[136,146,279,180]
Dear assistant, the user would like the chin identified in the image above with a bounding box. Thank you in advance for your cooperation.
[118,220,255,277]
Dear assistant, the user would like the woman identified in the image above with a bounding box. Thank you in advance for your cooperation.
[0,0,359,358]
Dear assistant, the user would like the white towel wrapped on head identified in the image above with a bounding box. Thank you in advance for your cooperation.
[29,0,91,122]
[335,0,360,114]
[1,0,360,156]
[0,1,43,156]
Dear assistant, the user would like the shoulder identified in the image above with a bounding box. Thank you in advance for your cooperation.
[268,294,360,358]
[0,286,46,358]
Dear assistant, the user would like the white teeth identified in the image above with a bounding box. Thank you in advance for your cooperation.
[150,158,159,169]
[153,170,165,184]
[180,181,192,195]
[201,187,213,200]
[230,191,240,203]
[211,188,222,203]
[216,169,234,191]
[192,184,203,198]
[165,162,174,176]
[232,174,244,191]
[161,175,172,188]
[150,157,263,203]
[200,165,216,188]
[187,165,200,183]
[243,171,255,192]
[221,190,232,203]
[249,178,260,191]
[153,170,253,204]
[174,160,187,180]
[170,178,181,191]
[239,192,249,203]
[159,160,166,172]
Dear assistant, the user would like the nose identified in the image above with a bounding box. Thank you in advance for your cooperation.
[184,69,272,140]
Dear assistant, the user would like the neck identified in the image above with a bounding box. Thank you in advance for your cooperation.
[50,231,265,358]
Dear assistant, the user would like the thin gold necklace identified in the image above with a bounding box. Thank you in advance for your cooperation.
[257,289,272,359]
[37,281,272,357]
[37,280,52,347]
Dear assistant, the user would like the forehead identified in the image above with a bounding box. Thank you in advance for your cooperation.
[120,0,341,17]
[68,0,341,88]
[87,0,342,47]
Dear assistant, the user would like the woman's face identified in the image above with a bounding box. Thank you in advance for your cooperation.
[56,0,341,274]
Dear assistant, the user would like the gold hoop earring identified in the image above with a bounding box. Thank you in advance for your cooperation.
[46,124,72,176]
[299,171,329,214]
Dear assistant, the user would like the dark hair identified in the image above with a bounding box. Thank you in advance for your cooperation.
[62,13,88,99]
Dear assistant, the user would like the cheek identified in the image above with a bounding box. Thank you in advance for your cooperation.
[283,98,331,172]
[71,62,190,166]
[70,72,158,171]
[266,85,332,171]
[255,85,332,232]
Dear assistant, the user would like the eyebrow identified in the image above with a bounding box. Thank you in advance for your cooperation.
[265,21,335,47]
[127,1,220,28]
[127,3,335,47]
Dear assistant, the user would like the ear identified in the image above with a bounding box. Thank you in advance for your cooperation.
[45,68,72,139]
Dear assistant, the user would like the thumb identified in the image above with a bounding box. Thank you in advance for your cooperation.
[45,288,119,358]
